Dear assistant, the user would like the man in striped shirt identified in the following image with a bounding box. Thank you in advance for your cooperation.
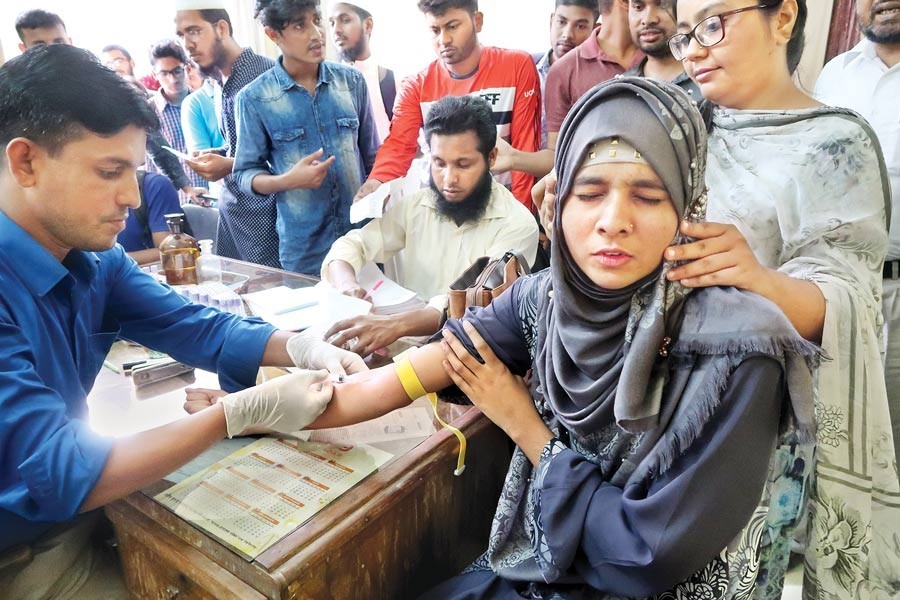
[146,40,211,201]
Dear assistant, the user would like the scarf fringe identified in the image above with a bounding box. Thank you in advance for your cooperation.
[671,333,824,369]
[636,334,821,480]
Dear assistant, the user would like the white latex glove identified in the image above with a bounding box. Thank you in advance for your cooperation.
[287,332,368,376]
[220,370,333,438]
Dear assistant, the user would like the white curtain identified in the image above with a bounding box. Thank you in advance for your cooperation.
[227,0,280,60]
[797,0,836,89]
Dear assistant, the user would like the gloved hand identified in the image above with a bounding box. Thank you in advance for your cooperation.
[220,370,333,438]
[287,332,368,376]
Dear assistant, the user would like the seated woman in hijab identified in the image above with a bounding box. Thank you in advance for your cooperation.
[186,78,819,598]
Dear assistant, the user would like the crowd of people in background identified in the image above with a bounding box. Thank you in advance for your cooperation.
[3,0,900,598]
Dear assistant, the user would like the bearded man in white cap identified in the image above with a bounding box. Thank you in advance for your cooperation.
[174,0,282,270]
[328,1,398,143]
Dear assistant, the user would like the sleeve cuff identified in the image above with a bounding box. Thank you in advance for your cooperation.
[217,318,277,391]
[234,167,272,199]
[320,248,364,283]
[427,293,449,313]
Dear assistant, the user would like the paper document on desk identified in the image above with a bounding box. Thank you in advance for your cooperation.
[243,284,371,332]
[350,177,413,223]
[355,263,425,315]
[301,407,436,445]
[156,437,392,559]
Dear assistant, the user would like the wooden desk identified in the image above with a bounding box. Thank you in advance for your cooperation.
[95,259,511,599]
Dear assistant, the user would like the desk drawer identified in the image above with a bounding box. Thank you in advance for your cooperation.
[108,502,266,600]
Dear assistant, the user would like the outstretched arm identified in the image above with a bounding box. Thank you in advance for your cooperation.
[306,343,451,429]
[184,342,453,429]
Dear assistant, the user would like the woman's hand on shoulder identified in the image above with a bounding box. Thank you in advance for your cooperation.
[665,221,771,293]
[441,322,553,463]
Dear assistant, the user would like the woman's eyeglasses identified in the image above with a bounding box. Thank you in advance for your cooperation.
[668,4,768,60]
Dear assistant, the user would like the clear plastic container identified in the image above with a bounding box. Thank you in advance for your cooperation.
[197,239,223,284]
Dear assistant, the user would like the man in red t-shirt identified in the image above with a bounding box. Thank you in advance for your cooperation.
[490,0,641,182]
[352,0,541,212]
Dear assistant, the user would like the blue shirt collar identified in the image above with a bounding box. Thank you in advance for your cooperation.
[273,57,333,91]
[0,210,99,297]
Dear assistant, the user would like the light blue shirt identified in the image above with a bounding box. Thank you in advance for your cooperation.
[0,210,275,550]
[233,59,378,275]
[182,80,225,152]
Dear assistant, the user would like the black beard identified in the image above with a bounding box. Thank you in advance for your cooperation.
[636,28,672,58]
[200,37,229,78]
[340,36,369,63]
[861,23,900,45]
[430,167,494,227]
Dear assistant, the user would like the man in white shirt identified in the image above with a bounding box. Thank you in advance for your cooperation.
[329,2,397,143]
[322,95,539,356]
[816,0,900,467]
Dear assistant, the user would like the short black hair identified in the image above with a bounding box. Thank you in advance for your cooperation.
[101,44,133,61]
[149,39,189,66]
[198,9,234,37]
[417,0,478,17]
[15,9,66,42]
[255,0,321,31]
[557,0,601,18]
[0,45,158,159]
[425,95,496,160]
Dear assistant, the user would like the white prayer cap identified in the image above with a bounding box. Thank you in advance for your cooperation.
[329,1,375,16]
[175,0,228,10]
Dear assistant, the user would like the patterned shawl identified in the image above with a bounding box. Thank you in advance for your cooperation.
[705,106,899,600]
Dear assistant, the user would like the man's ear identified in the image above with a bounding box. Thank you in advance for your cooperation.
[488,146,499,170]
[364,16,374,37]
[215,19,230,40]
[18,43,27,52]
[473,11,484,34]
[263,26,281,44]
[5,138,42,188]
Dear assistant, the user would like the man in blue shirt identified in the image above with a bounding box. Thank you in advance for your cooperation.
[233,0,379,276]
[0,45,364,598]
[117,171,182,264]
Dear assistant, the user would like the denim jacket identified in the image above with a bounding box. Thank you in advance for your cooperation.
[234,59,378,275]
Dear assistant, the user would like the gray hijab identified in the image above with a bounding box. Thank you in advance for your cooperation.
[536,76,708,434]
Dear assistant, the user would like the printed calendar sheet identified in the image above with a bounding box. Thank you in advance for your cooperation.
[155,437,392,559]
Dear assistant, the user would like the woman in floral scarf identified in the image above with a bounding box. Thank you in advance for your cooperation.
[662,0,899,597]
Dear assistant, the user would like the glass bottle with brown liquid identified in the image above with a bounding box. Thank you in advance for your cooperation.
[160,213,200,285]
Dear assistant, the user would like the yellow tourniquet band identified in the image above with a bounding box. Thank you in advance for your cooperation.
[396,356,427,400]
[395,355,467,476]
[427,393,467,476]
